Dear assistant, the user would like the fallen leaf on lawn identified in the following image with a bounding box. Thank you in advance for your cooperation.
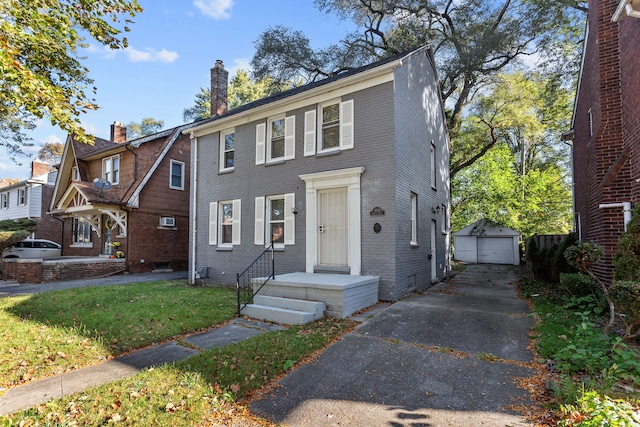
[230,384,240,393]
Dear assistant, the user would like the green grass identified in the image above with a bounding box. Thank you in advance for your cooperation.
[0,280,236,392]
[2,318,355,427]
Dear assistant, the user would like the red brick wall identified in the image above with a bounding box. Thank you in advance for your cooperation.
[34,185,64,244]
[2,259,125,283]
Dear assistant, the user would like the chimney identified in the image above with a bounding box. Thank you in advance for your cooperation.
[110,121,127,143]
[210,60,229,117]
[31,160,51,178]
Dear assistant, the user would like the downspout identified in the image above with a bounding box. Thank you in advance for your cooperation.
[190,136,198,284]
[598,202,633,232]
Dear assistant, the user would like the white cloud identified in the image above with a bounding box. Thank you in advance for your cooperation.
[84,44,118,59]
[228,58,251,76]
[125,47,179,63]
[41,134,63,145]
[194,0,233,19]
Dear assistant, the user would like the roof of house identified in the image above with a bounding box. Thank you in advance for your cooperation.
[185,45,432,134]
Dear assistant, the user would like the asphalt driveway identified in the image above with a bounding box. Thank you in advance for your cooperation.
[250,264,536,427]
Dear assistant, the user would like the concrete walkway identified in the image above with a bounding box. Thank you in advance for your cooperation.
[0,265,538,426]
[250,264,536,426]
[0,318,285,415]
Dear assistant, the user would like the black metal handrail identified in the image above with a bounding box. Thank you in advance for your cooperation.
[236,241,275,317]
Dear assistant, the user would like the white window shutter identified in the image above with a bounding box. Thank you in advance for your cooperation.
[284,116,295,160]
[254,196,265,245]
[304,110,316,156]
[340,99,354,150]
[209,202,218,245]
[255,123,266,165]
[284,193,295,245]
[232,199,241,245]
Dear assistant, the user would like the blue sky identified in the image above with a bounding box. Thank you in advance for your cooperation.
[1,0,356,180]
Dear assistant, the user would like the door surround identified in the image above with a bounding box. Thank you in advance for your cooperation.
[299,167,365,275]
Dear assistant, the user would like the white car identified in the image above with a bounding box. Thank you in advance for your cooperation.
[2,239,62,259]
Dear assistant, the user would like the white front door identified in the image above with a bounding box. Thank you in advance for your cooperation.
[431,220,437,281]
[318,188,348,266]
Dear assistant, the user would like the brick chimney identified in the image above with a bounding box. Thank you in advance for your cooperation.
[110,121,127,143]
[31,160,51,178]
[210,60,229,117]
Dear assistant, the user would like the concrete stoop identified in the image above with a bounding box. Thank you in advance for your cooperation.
[241,295,326,325]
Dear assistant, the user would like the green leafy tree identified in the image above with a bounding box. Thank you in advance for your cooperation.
[126,118,164,140]
[0,0,143,156]
[183,70,294,122]
[37,142,64,165]
[251,0,586,176]
[0,219,37,252]
[452,73,573,236]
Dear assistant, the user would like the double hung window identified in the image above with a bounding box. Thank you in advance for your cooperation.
[1,193,8,209]
[72,218,92,244]
[410,192,418,245]
[170,160,185,190]
[209,199,241,247]
[254,194,295,247]
[220,129,235,171]
[255,116,295,164]
[304,99,354,156]
[18,188,26,206]
[103,155,120,184]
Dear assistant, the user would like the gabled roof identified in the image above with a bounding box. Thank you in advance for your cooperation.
[453,219,520,236]
[51,125,188,212]
[184,45,433,137]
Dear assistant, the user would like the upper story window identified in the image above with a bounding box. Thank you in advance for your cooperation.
[304,99,354,156]
[170,160,185,190]
[321,103,340,150]
[18,188,26,206]
[268,117,286,161]
[256,116,295,165]
[219,129,234,172]
[1,192,8,210]
[72,166,80,181]
[208,199,241,247]
[103,154,120,184]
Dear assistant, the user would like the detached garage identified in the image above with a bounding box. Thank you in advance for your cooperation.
[453,220,520,265]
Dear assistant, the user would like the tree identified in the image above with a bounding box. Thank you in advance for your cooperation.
[251,0,586,176]
[183,70,294,122]
[451,73,573,236]
[0,219,37,253]
[37,142,64,165]
[127,118,164,140]
[1,0,143,157]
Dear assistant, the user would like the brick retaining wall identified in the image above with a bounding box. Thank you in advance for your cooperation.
[2,258,126,283]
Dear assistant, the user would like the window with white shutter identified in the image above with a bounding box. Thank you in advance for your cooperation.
[255,123,266,165]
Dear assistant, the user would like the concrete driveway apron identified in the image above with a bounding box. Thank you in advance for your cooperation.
[251,264,537,427]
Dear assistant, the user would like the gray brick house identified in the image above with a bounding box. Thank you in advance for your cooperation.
[185,46,450,309]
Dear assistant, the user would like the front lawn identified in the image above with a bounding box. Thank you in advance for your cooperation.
[0,280,237,393]
[2,318,355,426]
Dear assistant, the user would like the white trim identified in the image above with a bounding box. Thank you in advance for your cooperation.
[339,99,354,150]
[318,99,341,153]
[266,116,286,162]
[304,110,316,156]
[209,201,218,245]
[299,167,365,275]
[255,123,266,165]
[284,116,295,160]
[102,154,120,185]
[284,192,295,245]
[254,196,265,245]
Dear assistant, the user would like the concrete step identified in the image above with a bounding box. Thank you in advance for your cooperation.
[241,304,317,325]
[254,295,326,318]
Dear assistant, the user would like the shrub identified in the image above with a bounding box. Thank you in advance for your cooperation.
[552,233,578,282]
[614,204,640,281]
[610,281,640,341]
[559,273,597,298]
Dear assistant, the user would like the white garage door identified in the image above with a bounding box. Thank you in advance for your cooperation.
[477,237,514,264]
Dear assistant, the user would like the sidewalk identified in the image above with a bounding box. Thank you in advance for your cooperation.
[0,318,285,415]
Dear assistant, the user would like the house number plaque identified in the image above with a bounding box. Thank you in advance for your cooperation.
[374,223,381,233]
[370,207,385,216]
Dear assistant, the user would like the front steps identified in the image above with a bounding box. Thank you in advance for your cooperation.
[241,295,326,325]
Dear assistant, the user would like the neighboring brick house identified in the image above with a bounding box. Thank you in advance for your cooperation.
[0,160,62,243]
[49,123,191,273]
[567,0,640,283]
[186,46,451,302]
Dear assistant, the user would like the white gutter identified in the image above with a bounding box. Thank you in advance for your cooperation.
[190,137,198,284]
[599,202,633,231]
